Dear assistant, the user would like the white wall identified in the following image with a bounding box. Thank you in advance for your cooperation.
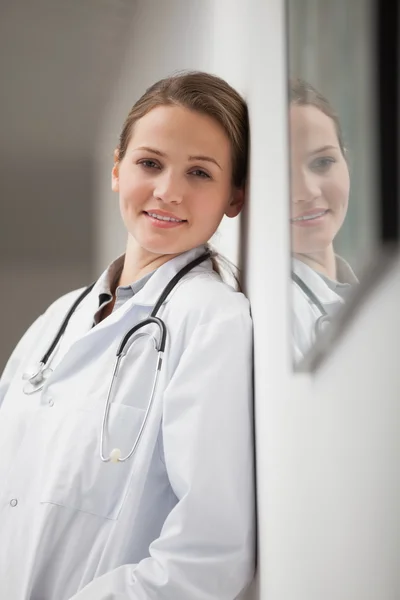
[242,3,293,600]
[261,258,400,600]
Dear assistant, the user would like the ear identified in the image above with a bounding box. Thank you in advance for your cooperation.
[225,186,245,218]
[111,148,120,192]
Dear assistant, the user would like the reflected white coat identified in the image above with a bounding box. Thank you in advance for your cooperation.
[0,247,254,600]
[292,256,357,363]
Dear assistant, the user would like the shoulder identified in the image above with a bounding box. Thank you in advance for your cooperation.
[162,271,252,373]
[24,286,90,343]
[45,286,88,314]
[170,270,251,322]
[1,286,89,380]
[35,285,90,335]
[22,285,89,338]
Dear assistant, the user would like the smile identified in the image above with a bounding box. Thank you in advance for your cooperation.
[145,211,186,223]
[291,210,328,222]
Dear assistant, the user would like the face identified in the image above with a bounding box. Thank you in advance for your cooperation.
[290,104,350,255]
[112,105,243,258]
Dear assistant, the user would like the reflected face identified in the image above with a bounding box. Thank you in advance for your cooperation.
[112,105,243,257]
[290,105,350,255]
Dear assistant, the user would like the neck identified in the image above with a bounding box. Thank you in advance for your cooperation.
[117,236,181,288]
[294,244,337,280]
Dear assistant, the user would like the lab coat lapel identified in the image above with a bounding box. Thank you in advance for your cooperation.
[82,244,210,332]
[47,245,210,379]
[125,244,210,309]
[292,258,343,305]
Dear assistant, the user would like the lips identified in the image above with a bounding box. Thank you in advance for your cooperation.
[144,210,187,223]
[291,209,329,223]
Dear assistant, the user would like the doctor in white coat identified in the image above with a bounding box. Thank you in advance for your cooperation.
[289,78,358,362]
[0,72,254,600]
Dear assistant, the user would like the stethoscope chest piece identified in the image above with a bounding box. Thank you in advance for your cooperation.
[22,362,53,394]
[315,313,331,336]
[109,448,122,463]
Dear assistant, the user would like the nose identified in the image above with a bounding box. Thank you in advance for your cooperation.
[291,167,321,204]
[153,171,184,205]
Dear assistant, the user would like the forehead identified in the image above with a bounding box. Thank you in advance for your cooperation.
[290,104,339,149]
[129,104,231,156]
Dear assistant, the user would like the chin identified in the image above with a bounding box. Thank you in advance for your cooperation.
[293,245,332,257]
[293,233,335,255]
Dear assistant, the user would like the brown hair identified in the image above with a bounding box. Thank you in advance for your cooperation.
[117,70,249,189]
[290,77,346,156]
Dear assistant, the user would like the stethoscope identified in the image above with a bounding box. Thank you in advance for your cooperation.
[22,251,211,463]
[291,271,331,336]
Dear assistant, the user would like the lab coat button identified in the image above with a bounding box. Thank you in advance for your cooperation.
[10,498,18,507]
[48,398,54,407]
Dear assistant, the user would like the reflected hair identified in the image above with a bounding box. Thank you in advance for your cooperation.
[290,77,346,156]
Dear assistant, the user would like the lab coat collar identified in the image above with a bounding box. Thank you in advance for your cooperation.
[92,244,212,312]
[292,255,356,305]
[95,254,125,298]
[335,255,358,285]
[49,245,213,376]
[128,244,212,307]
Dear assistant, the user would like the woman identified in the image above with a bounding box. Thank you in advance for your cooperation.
[0,72,254,599]
[289,78,358,363]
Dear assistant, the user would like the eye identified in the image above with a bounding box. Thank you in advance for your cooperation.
[189,169,211,179]
[309,156,336,173]
[138,159,161,170]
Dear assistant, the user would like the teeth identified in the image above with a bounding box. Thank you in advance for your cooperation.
[147,212,184,223]
[293,211,327,222]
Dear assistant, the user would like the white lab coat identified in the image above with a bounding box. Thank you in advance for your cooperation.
[292,255,358,363]
[0,246,254,600]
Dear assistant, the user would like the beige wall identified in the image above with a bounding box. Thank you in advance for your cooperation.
[0,156,93,369]
[0,1,136,370]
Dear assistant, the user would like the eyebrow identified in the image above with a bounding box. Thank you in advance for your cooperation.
[188,155,222,170]
[135,146,222,170]
[308,145,338,156]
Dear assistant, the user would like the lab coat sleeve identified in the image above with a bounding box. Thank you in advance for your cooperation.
[68,306,255,600]
[0,315,44,409]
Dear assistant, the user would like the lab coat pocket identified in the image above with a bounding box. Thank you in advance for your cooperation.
[40,403,146,520]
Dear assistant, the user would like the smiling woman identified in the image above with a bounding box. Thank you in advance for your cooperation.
[0,71,254,600]
[289,78,358,362]
[112,72,248,286]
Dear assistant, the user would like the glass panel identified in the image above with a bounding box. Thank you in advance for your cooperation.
[287,0,377,366]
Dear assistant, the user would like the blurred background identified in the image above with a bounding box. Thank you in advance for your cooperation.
[0,0,138,367]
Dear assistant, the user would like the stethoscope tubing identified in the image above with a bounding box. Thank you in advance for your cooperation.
[291,271,331,336]
[22,251,211,462]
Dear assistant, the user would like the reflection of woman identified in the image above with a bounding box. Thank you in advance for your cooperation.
[0,72,254,599]
[289,78,358,362]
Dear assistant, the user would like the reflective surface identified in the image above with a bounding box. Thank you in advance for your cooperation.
[287,0,377,365]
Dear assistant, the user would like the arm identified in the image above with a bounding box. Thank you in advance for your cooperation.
[69,308,255,600]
